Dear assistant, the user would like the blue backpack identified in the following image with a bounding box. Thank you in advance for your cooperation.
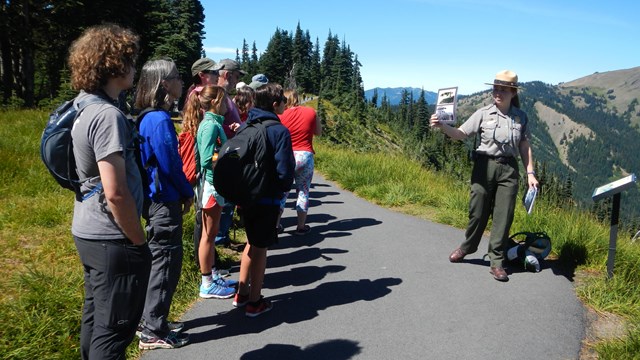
[40,97,107,201]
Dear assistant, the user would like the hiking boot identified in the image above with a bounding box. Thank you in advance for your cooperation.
[233,292,250,308]
[139,332,189,350]
[245,296,272,317]
[199,281,235,299]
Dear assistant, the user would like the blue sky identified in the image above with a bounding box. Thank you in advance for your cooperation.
[202,0,639,95]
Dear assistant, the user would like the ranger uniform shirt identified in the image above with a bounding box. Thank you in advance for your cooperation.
[459,103,530,158]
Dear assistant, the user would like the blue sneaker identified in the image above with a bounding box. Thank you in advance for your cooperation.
[199,281,235,299]
[214,274,238,288]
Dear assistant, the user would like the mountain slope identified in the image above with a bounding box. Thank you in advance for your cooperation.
[559,66,640,128]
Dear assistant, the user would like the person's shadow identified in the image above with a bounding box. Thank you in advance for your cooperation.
[240,339,362,360]
[185,277,402,343]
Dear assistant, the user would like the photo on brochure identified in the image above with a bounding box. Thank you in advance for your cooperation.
[435,87,458,125]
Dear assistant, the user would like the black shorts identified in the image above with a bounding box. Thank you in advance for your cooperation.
[242,204,279,248]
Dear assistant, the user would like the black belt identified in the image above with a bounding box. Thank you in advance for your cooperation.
[477,153,513,164]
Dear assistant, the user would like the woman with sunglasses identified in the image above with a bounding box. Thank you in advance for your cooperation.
[430,70,538,282]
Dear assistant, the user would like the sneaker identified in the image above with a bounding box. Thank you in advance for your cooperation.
[199,281,235,299]
[213,268,230,278]
[233,293,250,307]
[139,332,189,350]
[214,274,238,288]
[245,296,272,317]
[136,321,184,338]
[167,321,184,334]
[293,225,311,236]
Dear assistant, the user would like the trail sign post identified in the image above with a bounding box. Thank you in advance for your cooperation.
[592,174,637,279]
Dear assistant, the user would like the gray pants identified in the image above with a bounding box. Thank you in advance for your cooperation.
[74,236,151,360]
[461,156,519,267]
[141,201,184,338]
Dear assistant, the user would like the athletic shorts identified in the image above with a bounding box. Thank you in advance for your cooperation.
[201,180,225,210]
[242,204,279,249]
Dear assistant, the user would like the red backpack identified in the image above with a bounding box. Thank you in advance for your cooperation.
[178,132,198,186]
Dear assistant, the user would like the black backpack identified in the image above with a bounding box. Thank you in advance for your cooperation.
[213,119,279,207]
[506,231,552,272]
[40,96,107,201]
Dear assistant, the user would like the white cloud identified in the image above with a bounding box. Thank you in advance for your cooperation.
[204,47,237,54]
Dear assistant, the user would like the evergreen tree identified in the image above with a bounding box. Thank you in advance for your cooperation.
[414,89,430,139]
[258,28,292,85]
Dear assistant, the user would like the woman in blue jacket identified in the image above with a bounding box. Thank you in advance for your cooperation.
[134,59,194,349]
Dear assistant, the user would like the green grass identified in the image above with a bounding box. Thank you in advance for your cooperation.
[314,140,640,359]
[0,109,240,359]
[1,109,639,358]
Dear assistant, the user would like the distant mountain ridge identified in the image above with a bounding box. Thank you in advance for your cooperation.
[365,87,437,106]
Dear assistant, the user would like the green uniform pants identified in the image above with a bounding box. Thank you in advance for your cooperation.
[460,156,519,267]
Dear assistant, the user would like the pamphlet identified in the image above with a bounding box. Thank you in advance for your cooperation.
[523,187,538,215]
[435,87,458,125]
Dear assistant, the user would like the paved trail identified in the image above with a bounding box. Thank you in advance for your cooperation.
[142,173,585,360]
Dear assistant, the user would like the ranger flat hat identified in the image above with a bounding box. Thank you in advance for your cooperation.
[485,70,520,89]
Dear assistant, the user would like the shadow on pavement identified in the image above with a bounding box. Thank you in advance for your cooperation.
[184,277,402,343]
[240,339,362,360]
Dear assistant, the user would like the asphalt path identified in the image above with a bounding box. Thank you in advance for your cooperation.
[141,173,585,360]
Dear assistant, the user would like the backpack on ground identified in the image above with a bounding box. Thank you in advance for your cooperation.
[213,119,279,207]
[40,96,107,201]
[506,231,552,272]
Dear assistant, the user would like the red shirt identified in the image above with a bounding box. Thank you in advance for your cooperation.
[279,106,317,153]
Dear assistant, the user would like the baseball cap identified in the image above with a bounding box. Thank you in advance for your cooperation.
[191,58,220,77]
[217,59,247,75]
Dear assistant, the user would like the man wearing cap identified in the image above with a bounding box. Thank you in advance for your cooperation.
[188,57,220,96]
[430,70,539,282]
[215,59,247,246]
[248,73,269,90]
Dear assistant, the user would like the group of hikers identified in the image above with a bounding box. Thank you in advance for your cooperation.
[66,24,320,358]
[64,22,539,359]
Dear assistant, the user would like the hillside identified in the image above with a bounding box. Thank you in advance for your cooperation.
[533,101,595,170]
[559,66,640,128]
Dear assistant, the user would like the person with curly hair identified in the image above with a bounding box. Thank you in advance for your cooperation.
[68,24,152,359]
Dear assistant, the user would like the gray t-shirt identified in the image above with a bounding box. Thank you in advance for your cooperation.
[459,104,530,158]
[70,92,143,240]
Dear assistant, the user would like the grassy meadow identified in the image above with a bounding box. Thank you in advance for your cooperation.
[0,109,236,359]
[0,109,639,359]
